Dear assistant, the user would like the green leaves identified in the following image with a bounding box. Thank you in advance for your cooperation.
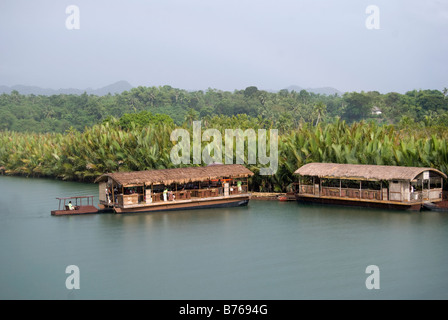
[0,119,447,191]
[276,120,448,191]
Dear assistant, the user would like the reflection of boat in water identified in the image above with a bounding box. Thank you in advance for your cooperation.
[94,164,254,214]
[422,201,448,212]
[51,196,98,216]
[294,163,447,211]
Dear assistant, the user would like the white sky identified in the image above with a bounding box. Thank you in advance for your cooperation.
[0,0,447,93]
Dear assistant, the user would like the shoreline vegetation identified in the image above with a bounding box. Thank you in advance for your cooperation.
[1,86,448,192]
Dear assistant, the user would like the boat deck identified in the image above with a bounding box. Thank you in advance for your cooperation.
[101,193,251,213]
[51,205,98,216]
[296,193,429,210]
[51,195,98,216]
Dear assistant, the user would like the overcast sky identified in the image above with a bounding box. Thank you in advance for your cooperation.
[0,0,447,93]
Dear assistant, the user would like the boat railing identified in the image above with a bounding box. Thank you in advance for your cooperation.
[299,184,314,195]
[118,185,250,205]
[300,184,383,200]
[408,191,423,202]
[56,195,95,210]
[320,187,382,200]
[299,184,440,203]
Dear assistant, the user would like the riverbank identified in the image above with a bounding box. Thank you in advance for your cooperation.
[251,192,285,200]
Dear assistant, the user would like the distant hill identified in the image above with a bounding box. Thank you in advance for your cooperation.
[283,85,343,95]
[263,85,343,95]
[0,80,134,96]
[0,81,343,96]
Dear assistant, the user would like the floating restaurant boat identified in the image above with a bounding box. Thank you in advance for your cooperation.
[294,163,447,211]
[51,196,98,215]
[94,164,254,213]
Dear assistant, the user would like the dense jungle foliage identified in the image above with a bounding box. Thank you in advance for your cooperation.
[1,86,448,133]
[1,86,447,191]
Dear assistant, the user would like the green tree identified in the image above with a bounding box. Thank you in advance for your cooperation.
[184,108,199,127]
[313,101,327,126]
[343,92,373,122]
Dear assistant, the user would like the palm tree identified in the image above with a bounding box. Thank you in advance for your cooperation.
[184,108,199,127]
[313,102,327,126]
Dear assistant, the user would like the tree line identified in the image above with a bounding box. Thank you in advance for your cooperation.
[1,118,447,192]
[1,85,448,191]
[1,85,447,133]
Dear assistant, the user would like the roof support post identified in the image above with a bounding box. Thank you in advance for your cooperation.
[359,180,361,199]
[380,181,383,200]
[112,181,115,204]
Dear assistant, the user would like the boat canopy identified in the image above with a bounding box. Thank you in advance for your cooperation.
[94,164,254,187]
[294,163,447,181]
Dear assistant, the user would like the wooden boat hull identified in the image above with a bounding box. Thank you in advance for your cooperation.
[422,201,448,212]
[295,194,422,211]
[112,196,250,214]
[51,205,99,216]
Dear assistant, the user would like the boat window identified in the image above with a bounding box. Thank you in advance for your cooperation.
[299,176,313,185]
[341,180,360,189]
[153,184,165,193]
[361,181,382,190]
[414,179,423,191]
[430,178,442,189]
[321,179,340,188]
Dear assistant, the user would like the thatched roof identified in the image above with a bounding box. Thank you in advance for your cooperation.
[294,163,447,181]
[94,164,254,186]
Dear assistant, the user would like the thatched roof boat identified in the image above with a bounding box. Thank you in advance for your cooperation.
[294,163,446,211]
[95,164,254,213]
[294,163,446,181]
[95,164,253,187]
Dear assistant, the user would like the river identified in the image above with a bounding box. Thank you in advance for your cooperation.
[0,175,447,299]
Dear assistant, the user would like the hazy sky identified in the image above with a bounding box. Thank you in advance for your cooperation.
[0,0,447,93]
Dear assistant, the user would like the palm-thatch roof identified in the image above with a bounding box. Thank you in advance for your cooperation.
[94,164,254,186]
[294,163,447,181]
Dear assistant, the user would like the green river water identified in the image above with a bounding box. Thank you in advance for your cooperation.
[0,175,447,299]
